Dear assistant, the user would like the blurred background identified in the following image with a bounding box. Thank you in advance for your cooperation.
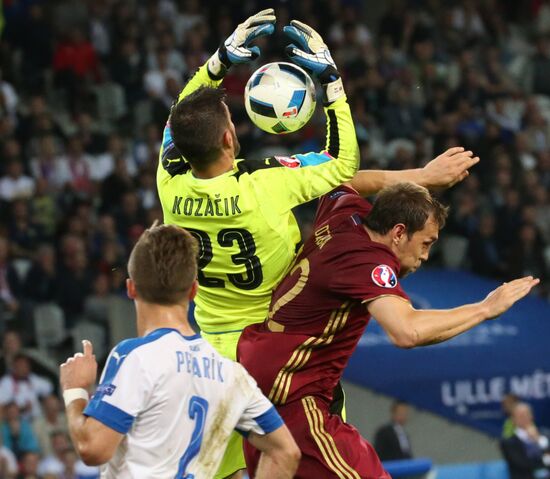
[0,0,549,478]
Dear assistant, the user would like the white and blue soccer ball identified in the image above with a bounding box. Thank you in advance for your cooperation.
[244,62,316,134]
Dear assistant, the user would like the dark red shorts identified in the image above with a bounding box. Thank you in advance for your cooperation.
[244,396,390,479]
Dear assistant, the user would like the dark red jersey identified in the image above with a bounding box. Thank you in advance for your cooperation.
[238,186,410,406]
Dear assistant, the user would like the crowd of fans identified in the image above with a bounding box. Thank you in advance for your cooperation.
[0,0,549,475]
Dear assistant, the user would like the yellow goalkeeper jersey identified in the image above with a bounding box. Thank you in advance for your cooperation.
[157,63,358,333]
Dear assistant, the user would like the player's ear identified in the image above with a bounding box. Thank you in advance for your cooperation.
[188,280,198,301]
[126,278,137,300]
[392,223,407,245]
[222,129,233,151]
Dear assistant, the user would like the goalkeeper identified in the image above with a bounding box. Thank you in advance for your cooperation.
[157,9,477,478]
[158,10,358,363]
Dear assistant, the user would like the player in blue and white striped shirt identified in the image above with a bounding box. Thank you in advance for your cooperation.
[59,223,300,479]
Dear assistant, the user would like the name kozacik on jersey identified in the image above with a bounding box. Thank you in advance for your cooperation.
[172,195,242,217]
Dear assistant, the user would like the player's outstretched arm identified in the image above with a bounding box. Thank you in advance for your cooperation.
[368,276,539,348]
[347,147,480,197]
[248,426,301,479]
[158,9,275,174]
[60,341,123,465]
[177,9,276,103]
[285,21,358,177]
[255,20,358,213]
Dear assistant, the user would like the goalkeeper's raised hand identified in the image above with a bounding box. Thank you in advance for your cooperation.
[208,8,276,79]
[283,20,344,103]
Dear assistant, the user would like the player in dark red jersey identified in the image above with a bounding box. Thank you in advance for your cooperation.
[238,182,539,479]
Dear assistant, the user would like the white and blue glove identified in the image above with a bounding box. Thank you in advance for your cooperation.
[208,9,276,79]
[283,20,344,103]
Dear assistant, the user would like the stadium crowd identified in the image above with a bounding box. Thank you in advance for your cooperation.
[0,0,549,476]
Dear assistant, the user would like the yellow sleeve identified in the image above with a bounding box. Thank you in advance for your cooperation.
[251,95,359,213]
[157,62,224,183]
[176,63,224,103]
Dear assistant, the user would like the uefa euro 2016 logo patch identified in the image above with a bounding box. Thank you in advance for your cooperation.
[274,156,301,168]
[371,265,397,288]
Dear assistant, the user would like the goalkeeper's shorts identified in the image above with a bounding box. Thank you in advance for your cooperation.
[202,330,246,478]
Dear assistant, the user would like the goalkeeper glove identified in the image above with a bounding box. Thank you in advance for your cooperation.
[208,8,276,79]
[283,20,344,104]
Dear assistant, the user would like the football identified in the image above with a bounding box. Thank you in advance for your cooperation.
[244,62,317,134]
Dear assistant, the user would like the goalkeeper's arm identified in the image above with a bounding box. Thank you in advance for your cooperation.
[250,20,359,212]
[277,20,360,196]
[176,9,275,103]
[158,9,275,174]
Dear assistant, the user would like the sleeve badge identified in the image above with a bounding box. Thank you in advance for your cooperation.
[371,264,398,288]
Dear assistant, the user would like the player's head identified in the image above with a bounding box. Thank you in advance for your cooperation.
[391,400,409,425]
[511,402,534,429]
[364,183,448,276]
[127,223,198,306]
[169,86,240,172]
[502,393,520,416]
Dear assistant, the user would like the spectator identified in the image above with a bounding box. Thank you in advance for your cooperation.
[467,213,507,278]
[23,244,57,304]
[0,237,20,331]
[32,395,68,456]
[83,273,112,326]
[8,200,41,259]
[374,401,414,461]
[500,402,550,479]
[0,70,18,124]
[502,393,521,439]
[0,354,53,419]
[506,224,549,290]
[0,161,35,202]
[73,112,107,156]
[0,402,40,459]
[58,136,94,196]
[37,431,71,476]
[52,28,99,112]
[144,48,182,100]
[100,158,135,212]
[525,35,550,96]
[92,133,136,182]
[29,180,57,240]
[451,0,487,40]
[0,331,22,375]
[114,191,146,243]
[383,83,423,140]
[18,4,53,93]
[17,451,41,479]
[60,447,100,479]
[109,38,145,106]
[54,247,92,326]
[0,432,17,478]
[29,135,67,193]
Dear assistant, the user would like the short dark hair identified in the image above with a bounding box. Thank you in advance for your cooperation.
[364,183,449,237]
[127,223,198,305]
[169,86,228,170]
[13,353,30,363]
[391,400,408,413]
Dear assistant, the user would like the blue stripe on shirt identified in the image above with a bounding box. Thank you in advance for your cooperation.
[85,401,135,434]
[254,406,284,434]
[235,406,284,438]
[294,151,332,166]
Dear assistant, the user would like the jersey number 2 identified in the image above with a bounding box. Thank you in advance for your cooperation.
[177,395,209,479]
[187,228,263,290]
